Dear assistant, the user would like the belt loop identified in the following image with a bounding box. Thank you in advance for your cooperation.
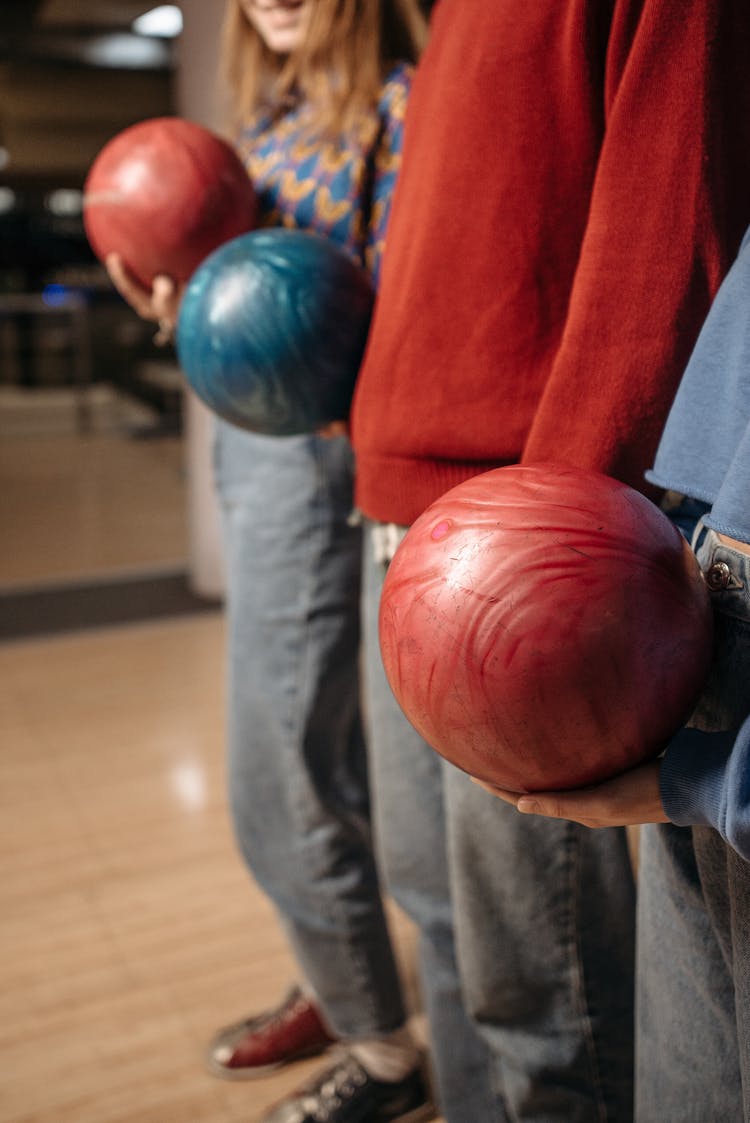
[690,516,708,553]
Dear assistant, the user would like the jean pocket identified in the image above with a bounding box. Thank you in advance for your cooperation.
[687,531,750,733]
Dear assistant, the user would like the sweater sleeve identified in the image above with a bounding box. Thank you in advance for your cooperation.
[661,724,750,862]
[521,0,750,492]
[704,423,750,542]
[645,225,750,535]
[364,65,413,288]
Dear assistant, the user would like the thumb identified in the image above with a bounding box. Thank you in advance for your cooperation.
[152,274,178,322]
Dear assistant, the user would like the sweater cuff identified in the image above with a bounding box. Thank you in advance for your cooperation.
[659,728,735,829]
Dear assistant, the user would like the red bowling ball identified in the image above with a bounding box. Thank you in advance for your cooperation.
[379,464,713,793]
[83,117,258,287]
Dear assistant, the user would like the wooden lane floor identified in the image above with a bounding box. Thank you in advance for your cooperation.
[0,613,358,1123]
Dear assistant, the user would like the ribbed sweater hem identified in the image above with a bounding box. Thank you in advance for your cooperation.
[353,452,514,526]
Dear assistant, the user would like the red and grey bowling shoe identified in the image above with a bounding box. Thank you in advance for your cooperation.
[206,985,337,1080]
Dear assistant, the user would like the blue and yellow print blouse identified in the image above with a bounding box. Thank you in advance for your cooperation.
[235,62,413,288]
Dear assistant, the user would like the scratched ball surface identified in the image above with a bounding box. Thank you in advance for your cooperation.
[379,464,713,793]
[176,228,374,436]
[83,117,258,287]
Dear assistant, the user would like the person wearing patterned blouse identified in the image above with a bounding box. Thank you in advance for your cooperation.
[106,3,439,1121]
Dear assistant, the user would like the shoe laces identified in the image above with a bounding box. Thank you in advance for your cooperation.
[293,1055,369,1122]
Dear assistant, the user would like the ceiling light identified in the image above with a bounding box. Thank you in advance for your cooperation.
[82,33,169,69]
[132,5,183,38]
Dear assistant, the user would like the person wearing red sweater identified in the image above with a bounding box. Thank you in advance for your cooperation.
[349,1,750,1119]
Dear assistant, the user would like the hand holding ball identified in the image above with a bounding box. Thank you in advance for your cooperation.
[379,464,713,793]
[83,117,259,287]
[85,119,372,435]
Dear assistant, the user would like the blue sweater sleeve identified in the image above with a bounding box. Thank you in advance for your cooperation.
[661,722,750,860]
[647,226,750,540]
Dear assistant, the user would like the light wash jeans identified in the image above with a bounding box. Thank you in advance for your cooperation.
[636,518,750,1121]
[215,421,406,1037]
[363,522,637,1122]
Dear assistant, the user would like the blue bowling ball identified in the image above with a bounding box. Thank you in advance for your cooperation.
[176,228,375,435]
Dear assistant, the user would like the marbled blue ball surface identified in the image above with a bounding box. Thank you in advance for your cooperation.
[176,228,374,435]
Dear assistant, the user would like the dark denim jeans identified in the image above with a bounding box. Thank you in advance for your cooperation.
[637,524,750,1121]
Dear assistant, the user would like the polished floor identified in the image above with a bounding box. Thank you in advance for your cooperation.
[0,613,423,1123]
[0,384,188,588]
[0,389,428,1123]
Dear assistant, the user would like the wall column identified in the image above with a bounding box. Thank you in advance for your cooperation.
[174,0,226,598]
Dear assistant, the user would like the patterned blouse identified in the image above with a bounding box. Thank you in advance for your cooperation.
[235,62,413,287]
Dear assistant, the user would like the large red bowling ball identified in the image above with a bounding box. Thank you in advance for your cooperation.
[379,464,713,793]
[83,117,258,287]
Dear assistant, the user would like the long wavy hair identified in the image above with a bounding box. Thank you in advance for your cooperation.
[220,0,427,137]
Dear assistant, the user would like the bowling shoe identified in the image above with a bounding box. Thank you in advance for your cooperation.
[259,1051,435,1123]
[206,985,336,1079]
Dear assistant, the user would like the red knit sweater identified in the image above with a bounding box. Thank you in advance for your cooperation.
[350,0,750,526]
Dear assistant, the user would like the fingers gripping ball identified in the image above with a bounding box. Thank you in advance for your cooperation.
[83,117,259,287]
[379,464,713,794]
[176,228,375,436]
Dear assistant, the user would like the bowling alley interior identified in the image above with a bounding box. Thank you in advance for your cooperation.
[3,2,663,1121]
[1,4,434,1122]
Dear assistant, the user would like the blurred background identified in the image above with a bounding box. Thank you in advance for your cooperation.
[0,0,437,632]
[0,4,437,1123]
[1,0,218,634]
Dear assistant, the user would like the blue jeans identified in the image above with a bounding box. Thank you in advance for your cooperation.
[636,522,750,1121]
[215,422,406,1037]
[363,525,636,1122]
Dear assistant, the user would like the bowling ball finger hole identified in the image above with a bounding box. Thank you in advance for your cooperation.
[431,520,451,541]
